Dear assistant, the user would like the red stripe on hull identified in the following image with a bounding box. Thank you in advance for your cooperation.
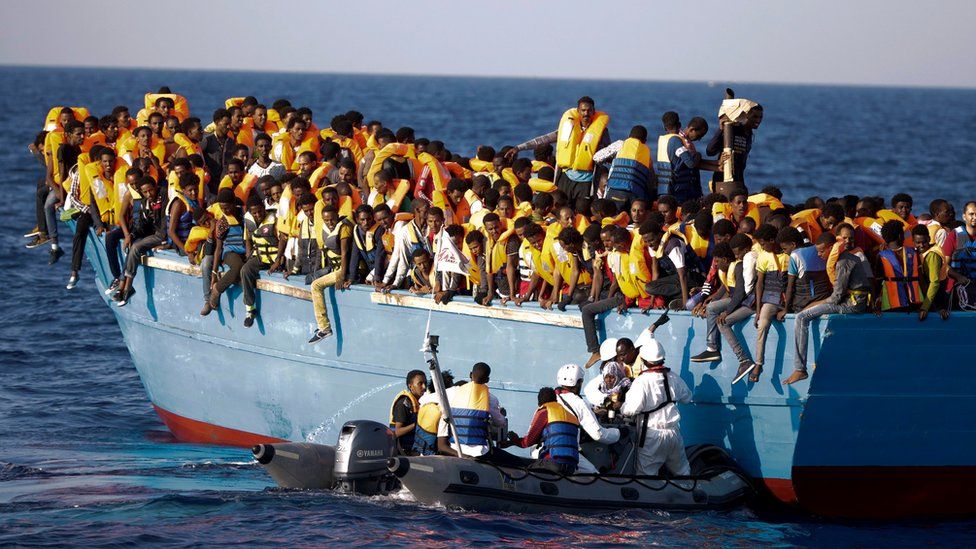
[762,478,797,504]
[153,404,287,447]
[793,465,976,518]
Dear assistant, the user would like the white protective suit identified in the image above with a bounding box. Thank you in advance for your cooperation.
[621,368,692,476]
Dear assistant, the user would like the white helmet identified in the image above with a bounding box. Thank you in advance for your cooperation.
[639,339,666,364]
[599,338,619,361]
[556,363,584,386]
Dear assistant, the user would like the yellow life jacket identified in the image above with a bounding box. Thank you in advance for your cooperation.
[415,401,441,435]
[390,389,420,427]
[550,239,592,287]
[789,208,824,243]
[418,152,452,193]
[445,162,472,181]
[609,249,650,299]
[528,177,557,193]
[714,201,762,226]
[173,133,202,157]
[184,225,211,261]
[244,211,280,265]
[316,216,353,270]
[43,106,89,131]
[141,93,190,122]
[309,164,333,192]
[683,223,711,259]
[272,133,317,172]
[748,193,785,212]
[81,131,107,153]
[224,97,246,109]
[531,159,552,175]
[555,108,610,172]
[618,136,652,168]
[483,229,514,275]
[520,238,555,285]
[329,134,364,164]
[720,259,740,289]
[468,157,494,175]
[922,245,949,282]
[85,161,123,225]
[367,143,415,189]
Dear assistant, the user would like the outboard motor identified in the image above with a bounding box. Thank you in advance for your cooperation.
[332,420,399,495]
[252,442,336,489]
[253,420,399,495]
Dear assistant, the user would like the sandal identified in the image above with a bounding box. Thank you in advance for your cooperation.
[749,364,763,383]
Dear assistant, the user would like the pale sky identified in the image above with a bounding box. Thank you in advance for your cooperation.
[2,0,974,88]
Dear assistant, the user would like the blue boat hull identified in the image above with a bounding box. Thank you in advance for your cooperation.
[79,226,976,518]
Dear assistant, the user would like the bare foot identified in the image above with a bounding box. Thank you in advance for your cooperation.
[782,370,808,385]
[584,352,601,369]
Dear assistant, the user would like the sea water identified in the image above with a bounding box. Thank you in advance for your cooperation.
[1,66,975,545]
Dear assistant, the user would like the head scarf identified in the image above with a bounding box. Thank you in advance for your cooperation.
[598,361,631,396]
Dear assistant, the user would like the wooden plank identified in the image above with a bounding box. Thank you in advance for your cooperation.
[144,255,576,324]
[370,292,583,328]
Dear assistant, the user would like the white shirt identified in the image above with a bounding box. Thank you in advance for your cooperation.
[436,384,507,457]
[742,249,758,293]
[382,220,428,286]
[248,160,286,181]
[621,370,692,429]
[556,390,620,444]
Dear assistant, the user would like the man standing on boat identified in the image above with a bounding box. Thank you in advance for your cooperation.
[506,96,611,202]
[621,341,693,476]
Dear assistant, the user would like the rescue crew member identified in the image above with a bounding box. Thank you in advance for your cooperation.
[390,369,427,453]
[550,363,622,473]
[621,339,693,476]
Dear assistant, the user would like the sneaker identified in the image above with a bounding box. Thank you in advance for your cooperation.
[733,362,757,384]
[48,247,64,265]
[66,275,78,290]
[24,226,41,238]
[244,311,257,328]
[105,279,120,295]
[25,236,49,249]
[116,287,135,307]
[691,349,721,363]
[308,327,333,344]
[111,288,124,302]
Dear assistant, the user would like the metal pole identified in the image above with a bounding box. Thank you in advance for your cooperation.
[424,335,465,458]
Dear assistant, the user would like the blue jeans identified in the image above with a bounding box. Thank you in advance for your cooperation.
[43,190,60,244]
[793,299,866,372]
[706,298,755,363]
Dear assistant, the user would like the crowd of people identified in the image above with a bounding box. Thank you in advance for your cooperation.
[28,90,976,389]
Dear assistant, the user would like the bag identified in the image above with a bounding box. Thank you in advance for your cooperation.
[957,281,976,311]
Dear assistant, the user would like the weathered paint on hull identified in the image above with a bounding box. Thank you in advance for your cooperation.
[78,226,976,518]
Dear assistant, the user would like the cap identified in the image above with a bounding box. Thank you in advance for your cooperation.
[556,363,584,386]
[638,339,666,364]
[599,338,619,361]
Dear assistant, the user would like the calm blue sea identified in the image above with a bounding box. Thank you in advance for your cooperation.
[1,66,975,546]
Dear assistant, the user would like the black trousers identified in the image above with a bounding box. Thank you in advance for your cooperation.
[36,179,49,235]
[70,212,94,271]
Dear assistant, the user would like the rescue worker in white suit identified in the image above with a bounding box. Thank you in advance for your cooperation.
[620,339,693,476]
[553,364,622,473]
